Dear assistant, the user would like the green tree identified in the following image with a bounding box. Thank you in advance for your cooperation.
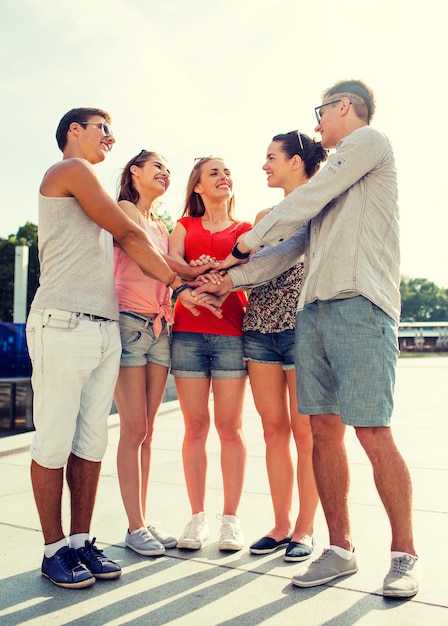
[400,277,448,322]
[156,207,175,233]
[0,237,15,320]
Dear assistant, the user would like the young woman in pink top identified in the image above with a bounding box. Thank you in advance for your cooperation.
[114,150,222,558]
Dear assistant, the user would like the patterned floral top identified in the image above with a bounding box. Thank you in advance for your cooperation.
[242,261,304,334]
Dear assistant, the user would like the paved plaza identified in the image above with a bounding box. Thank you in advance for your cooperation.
[0,356,447,625]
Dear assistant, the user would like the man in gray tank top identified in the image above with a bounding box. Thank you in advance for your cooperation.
[26,107,222,589]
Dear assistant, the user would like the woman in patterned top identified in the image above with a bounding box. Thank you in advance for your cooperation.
[246,131,328,562]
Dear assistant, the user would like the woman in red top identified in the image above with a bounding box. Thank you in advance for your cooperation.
[169,157,251,551]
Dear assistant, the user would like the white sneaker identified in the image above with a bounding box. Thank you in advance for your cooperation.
[178,512,210,550]
[383,554,419,597]
[218,514,244,551]
[147,523,178,549]
[125,528,165,556]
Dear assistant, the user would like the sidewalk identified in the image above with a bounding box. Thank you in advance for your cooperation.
[0,356,447,625]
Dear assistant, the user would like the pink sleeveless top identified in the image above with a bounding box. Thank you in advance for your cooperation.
[114,213,174,337]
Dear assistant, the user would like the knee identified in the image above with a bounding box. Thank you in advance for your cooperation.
[262,419,291,447]
[216,422,243,443]
[185,421,209,441]
[291,418,313,452]
[355,426,392,456]
[310,414,344,446]
[120,423,148,448]
[141,427,154,449]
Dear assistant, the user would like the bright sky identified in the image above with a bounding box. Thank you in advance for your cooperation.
[1,0,446,288]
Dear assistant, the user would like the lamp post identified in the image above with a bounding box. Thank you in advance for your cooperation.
[13,245,28,323]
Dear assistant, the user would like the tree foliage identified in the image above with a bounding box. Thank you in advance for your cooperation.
[400,277,448,322]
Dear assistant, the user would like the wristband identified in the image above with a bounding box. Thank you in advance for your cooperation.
[172,283,191,298]
[231,242,250,259]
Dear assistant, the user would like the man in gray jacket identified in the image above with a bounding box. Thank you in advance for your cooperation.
[197,80,418,598]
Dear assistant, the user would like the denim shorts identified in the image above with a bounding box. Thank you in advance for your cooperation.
[243,329,295,370]
[171,332,247,379]
[26,308,121,468]
[295,296,399,426]
[119,311,170,368]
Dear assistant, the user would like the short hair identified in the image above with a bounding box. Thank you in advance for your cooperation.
[182,156,235,219]
[55,107,111,151]
[117,150,167,204]
[272,131,328,178]
[323,80,376,124]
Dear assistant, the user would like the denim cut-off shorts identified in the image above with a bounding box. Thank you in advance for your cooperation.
[243,329,295,371]
[119,311,170,368]
[295,296,399,426]
[170,332,247,379]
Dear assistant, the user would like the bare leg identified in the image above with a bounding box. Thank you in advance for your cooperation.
[248,361,293,539]
[355,426,416,554]
[287,369,319,542]
[175,377,211,513]
[115,365,147,531]
[66,453,101,535]
[30,460,65,544]
[310,414,351,550]
[115,363,168,531]
[213,377,247,515]
[140,363,169,518]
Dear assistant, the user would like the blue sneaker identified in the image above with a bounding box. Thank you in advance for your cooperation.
[42,546,95,588]
[76,537,122,579]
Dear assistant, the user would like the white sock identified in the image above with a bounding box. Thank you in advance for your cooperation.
[330,545,354,560]
[44,537,68,558]
[391,551,417,560]
[69,533,90,550]
[130,527,147,535]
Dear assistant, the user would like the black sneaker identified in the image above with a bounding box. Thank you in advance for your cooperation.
[76,538,122,580]
[41,546,95,589]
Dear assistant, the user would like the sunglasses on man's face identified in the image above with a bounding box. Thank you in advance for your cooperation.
[81,120,114,138]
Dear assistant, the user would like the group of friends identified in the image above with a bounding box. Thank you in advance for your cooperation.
[25,79,419,599]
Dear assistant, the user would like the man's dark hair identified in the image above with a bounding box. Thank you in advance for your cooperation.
[55,107,111,151]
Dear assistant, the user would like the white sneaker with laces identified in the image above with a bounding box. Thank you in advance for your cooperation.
[383,554,419,597]
[177,512,209,550]
[147,523,178,549]
[218,514,244,551]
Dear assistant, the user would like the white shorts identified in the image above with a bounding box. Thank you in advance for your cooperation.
[26,308,121,468]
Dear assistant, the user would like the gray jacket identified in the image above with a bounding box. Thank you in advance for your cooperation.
[229,126,401,323]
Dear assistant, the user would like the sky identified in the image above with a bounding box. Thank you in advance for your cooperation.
[0,0,446,288]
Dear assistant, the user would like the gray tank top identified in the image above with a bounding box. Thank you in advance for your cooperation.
[31,194,119,320]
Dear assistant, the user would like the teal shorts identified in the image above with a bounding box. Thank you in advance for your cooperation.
[295,297,399,426]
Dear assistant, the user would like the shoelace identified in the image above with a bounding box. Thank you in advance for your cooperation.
[82,537,105,561]
[390,556,415,574]
[220,523,236,540]
[61,547,85,571]
[183,519,204,539]
[314,549,332,563]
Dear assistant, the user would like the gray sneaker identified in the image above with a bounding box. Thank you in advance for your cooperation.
[292,548,358,587]
[125,528,165,556]
[147,523,178,549]
[178,512,209,550]
[383,555,419,597]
